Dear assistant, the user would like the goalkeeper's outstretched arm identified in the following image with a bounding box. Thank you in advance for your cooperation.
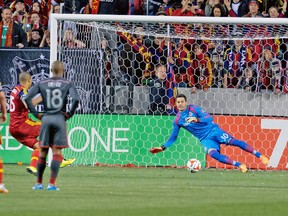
[150,122,180,154]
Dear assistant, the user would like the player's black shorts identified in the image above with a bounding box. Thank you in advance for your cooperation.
[40,113,68,148]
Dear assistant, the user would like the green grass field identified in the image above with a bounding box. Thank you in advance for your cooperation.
[1,165,288,216]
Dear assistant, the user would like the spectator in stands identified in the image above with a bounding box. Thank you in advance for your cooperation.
[244,39,262,71]
[39,29,50,47]
[211,42,225,87]
[259,0,285,16]
[30,1,40,13]
[11,0,28,29]
[27,28,41,47]
[146,36,165,84]
[210,3,226,16]
[170,39,195,90]
[172,0,195,16]
[29,11,44,34]
[192,43,213,91]
[170,0,196,35]
[129,0,145,15]
[223,39,247,88]
[48,4,61,29]
[133,26,151,85]
[99,37,112,85]
[80,0,129,15]
[148,0,167,15]
[164,0,182,15]
[224,0,249,17]
[149,64,173,115]
[205,0,221,16]
[63,28,85,48]
[257,45,282,93]
[52,4,61,13]
[268,1,287,18]
[0,7,26,47]
[242,0,262,17]
[29,1,47,27]
[153,36,173,64]
[236,67,257,91]
[64,0,87,14]
[208,5,228,49]
[193,0,206,10]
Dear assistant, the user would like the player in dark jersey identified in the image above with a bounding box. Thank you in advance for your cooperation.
[25,61,80,190]
[0,83,8,193]
[150,94,269,173]
[9,72,76,176]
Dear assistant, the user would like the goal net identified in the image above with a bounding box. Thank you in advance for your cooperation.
[50,14,288,170]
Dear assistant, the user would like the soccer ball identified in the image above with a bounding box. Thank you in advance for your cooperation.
[187,159,201,173]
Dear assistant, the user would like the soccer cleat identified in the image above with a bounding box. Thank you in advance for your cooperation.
[0,184,9,193]
[239,164,247,173]
[26,166,37,176]
[32,183,43,190]
[260,155,269,166]
[60,158,76,168]
[47,184,60,191]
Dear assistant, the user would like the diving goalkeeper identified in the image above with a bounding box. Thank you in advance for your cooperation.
[150,94,269,172]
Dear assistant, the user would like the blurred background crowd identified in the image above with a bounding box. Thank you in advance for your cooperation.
[0,0,287,97]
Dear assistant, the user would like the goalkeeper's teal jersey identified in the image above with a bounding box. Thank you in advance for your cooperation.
[163,105,218,148]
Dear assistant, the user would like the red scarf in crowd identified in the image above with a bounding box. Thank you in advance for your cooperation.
[0,21,13,47]
[117,31,150,70]
[41,0,51,18]
[85,0,100,14]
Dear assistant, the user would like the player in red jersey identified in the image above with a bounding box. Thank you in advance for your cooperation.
[0,82,8,193]
[9,72,75,176]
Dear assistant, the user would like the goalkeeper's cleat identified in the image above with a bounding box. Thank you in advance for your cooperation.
[32,183,43,190]
[239,164,247,173]
[26,166,37,176]
[47,184,60,191]
[260,155,269,166]
[60,158,76,168]
[0,184,9,193]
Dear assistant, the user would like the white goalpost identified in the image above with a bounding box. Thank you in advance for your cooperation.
[49,14,288,170]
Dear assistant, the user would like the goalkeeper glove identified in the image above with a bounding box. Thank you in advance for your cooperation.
[186,117,199,123]
[150,145,166,154]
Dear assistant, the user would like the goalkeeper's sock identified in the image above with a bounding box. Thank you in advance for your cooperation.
[229,138,261,158]
[0,158,3,184]
[49,154,62,185]
[30,149,39,168]
[209,150,241,167]
[37,156,46,184]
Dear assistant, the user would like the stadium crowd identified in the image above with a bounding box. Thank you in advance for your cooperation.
[0,0,287,95]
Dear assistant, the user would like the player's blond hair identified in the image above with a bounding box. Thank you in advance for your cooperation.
[19,72,31,84]
[51,60,64,76]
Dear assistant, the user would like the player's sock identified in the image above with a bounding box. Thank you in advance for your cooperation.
[229,138,261,158]
[30,149,40,168]
[49,154,63,185]
[37,156,46,184]
[0,158,3,184]
[209,150,241,167]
